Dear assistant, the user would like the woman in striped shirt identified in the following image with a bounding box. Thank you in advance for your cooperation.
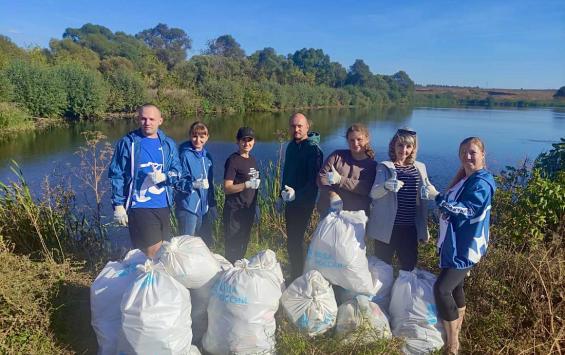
[366,128,439,271]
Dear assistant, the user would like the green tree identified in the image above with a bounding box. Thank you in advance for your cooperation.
[554,86,565,99]
[4,60,67,117]
[48,38,100,70]
[0,35,27,69]
[346,59,374,87]
[391,70,414,95]
[249,47,285,82]
[205,35,245,58]
[105,69,146,112]
[136,23,192,69]
[55,63,109,119]
[290,48,335,86]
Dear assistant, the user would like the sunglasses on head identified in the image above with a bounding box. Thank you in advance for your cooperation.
[397,128,416,136]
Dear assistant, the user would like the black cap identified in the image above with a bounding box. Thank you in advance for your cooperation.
[236,127,255,140]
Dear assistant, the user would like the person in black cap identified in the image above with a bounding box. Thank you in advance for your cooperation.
[222,127,261,263]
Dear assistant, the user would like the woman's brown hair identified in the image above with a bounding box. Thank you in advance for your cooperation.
[346,123,375,159]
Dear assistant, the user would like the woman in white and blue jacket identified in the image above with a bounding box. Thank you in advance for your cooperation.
[175,121,217,247]
[431,137,496,355]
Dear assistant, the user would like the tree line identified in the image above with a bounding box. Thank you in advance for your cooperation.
[0,23,415,127]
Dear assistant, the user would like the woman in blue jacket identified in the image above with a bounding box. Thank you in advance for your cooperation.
[432,137,496,354]
[175,121,217,246]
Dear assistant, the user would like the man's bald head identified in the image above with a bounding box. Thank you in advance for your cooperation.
[289,112,310,143]
[137,103,163,138]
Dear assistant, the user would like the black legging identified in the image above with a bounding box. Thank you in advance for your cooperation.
[434,267,471,321]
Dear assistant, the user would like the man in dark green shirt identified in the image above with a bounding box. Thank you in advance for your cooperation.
[280,113,323,282]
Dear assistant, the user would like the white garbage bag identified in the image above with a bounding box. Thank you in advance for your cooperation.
[122,248,147,265]
[335,295,391,342]
[305,210,376,294]
[202,249,284,355]
[334,256,394,312]
[117,259,192,355]
[367,256,394,310]
[214,253,233,271]
[389,269,445,355]
[90,250,146,355]
[189,344,202,354]
[190,254,233,344]
[281,270,338,337]
[158,235,221,289]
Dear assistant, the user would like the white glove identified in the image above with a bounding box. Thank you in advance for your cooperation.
[281,185,295,202]
[113,205,128,226]
[208,206,218,221]
[420,180,440,200]
[193,178,209,190]
[148,168,166,185]
[384,178,404,192]
[327,165,342,185]
[275,197,285,214]
[244,178,261,189]
[329,194,343,212]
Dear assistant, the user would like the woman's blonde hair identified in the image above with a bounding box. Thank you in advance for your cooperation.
[448,136,486,189]
[388,128,418,164]
[346,123,375,159]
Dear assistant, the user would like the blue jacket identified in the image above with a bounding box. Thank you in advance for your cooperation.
[175,141,216,216]
[435,169,496,269]
[108,129,181,209]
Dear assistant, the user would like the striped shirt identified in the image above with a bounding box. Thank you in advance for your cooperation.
[394,164,420,225]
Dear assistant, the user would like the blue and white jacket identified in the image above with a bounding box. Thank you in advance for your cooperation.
[174,141,216,216]
[435,169,496,269]
[108,129,181,209]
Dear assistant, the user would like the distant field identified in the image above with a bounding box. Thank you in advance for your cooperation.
[415,86,557,101]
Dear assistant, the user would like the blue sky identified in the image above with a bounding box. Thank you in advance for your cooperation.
[1,0,563,89]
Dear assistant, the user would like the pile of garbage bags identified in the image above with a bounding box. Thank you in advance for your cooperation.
[91,210,447,354]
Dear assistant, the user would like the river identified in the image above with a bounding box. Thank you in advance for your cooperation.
[1,106,563,190]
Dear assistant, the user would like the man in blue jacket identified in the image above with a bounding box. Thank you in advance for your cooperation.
[108,104,181,258]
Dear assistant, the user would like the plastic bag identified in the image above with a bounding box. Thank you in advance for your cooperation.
[305,211,376,294]
[117,259,192,354]
[389,269,445,355]
[202,250,284,354]
[334,256,394,311]
[158,235,221,289]
[90,250,146,355]
[281,270,338,336]
[335,295,391,342]
[191,253,233,344]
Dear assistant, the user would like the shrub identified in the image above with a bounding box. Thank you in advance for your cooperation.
[493,160,565,251]
[244,82,274,111]
[0,72,14,101]
[535,137,565,180]
[462,244,564,353]
[105,69,146,113]
[0,102,32,131]
[152,87,201,117]
[199,79,245,113]
[54,63,109,119]
[3,60,67,117]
